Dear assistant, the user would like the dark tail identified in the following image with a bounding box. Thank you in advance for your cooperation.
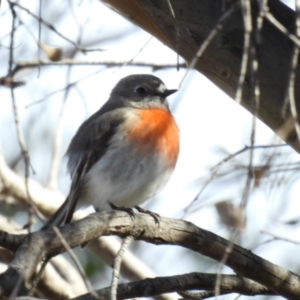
[41,196,77,230]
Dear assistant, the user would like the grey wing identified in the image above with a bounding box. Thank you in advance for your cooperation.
[67,109,125,176]
[42,110,125,229]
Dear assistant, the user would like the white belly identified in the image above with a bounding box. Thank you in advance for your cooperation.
[78,131,173,211]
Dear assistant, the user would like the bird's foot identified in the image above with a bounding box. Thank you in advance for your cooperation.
[109,202,135,220]
[134,206,161,224]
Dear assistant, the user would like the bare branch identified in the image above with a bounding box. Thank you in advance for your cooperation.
[51,227,97,298]
[11,59,185,77]
[110,236,134,300]
[9,1,103,55]
[72,272,273,300]
[0,211,299,298]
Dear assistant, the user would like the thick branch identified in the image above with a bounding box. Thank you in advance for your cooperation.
[0,212,298,298]
[73,272,274,300]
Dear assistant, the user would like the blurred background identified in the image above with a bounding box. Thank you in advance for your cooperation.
[0,0,299,299]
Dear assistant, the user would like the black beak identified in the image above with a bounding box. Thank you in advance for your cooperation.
[162,89,178,97]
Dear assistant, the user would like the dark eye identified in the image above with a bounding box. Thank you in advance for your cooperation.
[134,86,147,94]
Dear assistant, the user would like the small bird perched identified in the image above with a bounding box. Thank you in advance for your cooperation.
[45,74,179,227]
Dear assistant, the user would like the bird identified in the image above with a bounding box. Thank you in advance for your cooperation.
[44,74,180,228]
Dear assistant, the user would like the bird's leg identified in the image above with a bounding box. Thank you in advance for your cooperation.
[109,202,135,220]
[134,206,161,224]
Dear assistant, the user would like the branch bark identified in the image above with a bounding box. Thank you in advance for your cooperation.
[0,211,299,298]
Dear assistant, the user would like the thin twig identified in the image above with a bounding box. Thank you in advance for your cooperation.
[115,36,154,72]
[285,0,300,139]
[184,144,286,214]
[9,1,103,55]
[7,0,38,231]
[261,229,300,245]
[47,20,90,189]
[240,2,255,210]
[37,0,42,77]
[47,60,75,189]
[110,236,134,300]
[9,273,24,300]
[52,226,99,299]
[26,67,106,108]
[211,144,287,172]
[215,230,239,298]
[165,0,180,70]
[232,294,242,300]
[216,3,263,296]
[179,2,239,88]
[30,257,50,294]
[235,0,252,104]
[12,59,184,76]
[264,7,300,48]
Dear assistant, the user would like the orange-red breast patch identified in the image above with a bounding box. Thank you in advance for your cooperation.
[127,108,179,166]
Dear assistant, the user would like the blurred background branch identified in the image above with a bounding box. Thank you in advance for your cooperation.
[1,0,300,299]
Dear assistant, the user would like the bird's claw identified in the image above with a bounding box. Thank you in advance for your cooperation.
[109,202,135,220]
[134,206,161,224]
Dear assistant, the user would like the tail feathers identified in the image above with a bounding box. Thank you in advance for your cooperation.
[42,151,87,230]
[41,196,76,230]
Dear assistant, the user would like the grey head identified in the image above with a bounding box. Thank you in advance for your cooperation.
[99,74,177,113]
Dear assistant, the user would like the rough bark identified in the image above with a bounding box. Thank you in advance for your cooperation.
[0,212,299,299]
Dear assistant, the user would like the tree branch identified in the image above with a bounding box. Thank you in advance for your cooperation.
[0,211,298,298]
[72,272,274,300]
[11,59,185,76]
